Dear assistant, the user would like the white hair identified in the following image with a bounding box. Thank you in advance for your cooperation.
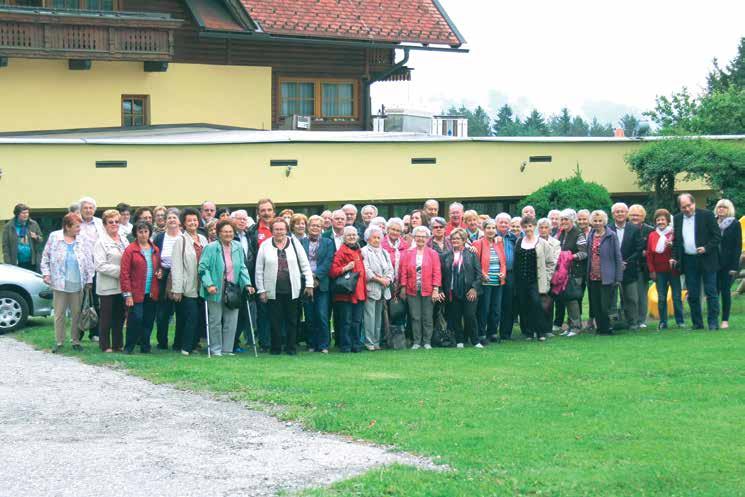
[371,216,387,227]
[342,204,358,214]
[611,202,629,213]
[495,212,511,222]
[230,209,248,219]
[511,216,522,223]
[386,217,404,230]
[448,202,464,212]
[361,204,378,216]
[559,208,577,222]
[246,216,255,228]
[332,209,346,218]
[411,225,431,237]
[424,199,439,208]
[537,217,551,228]
[77,196,97,210]
[591,210,609,225]
[342,225,359,237]
[548,209,561,217]
[364,225,384,241]
[577,209,591,217]
[522,205,535,214]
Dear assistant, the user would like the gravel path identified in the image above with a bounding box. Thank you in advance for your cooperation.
[0,338,433,497]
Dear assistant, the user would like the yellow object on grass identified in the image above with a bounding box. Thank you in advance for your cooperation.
[648,283,688,320]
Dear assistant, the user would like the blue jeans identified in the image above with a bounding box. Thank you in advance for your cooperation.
[155,298,176,348]
[256,300,271,349]
[682,255,719,329]
[303,290,330,350]
[499,272,515,338]
[478,285,502,340]
[337,301,363,352]
[655,272,684,326]
[125,295,157,352]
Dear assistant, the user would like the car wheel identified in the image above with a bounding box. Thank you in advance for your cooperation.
[0,290,29,333]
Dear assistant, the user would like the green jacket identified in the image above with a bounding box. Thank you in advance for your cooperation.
[198,240,251,302]
[2,218,44,268]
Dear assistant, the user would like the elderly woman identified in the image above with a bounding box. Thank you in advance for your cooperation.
[427,217,452,255]
[442,229,482,348]
[301,215,335,353]
[715,199,741,329]
[577,210,592,238]
[463,210,483,244]
[199,219,253,356]
[586,210,624,335]
[329,226,367,353]
[152,205,168,236]
[510,216,522,237]
[170,207,209,355]
[256,218,313,355]
[370,216,387,231]
[279,209,295,223]
[537,217,561,335]
[399,226,442,349]
[382,217,410,284]
[515,217,556,341]
[290,213,308,240]
[646,209,684,330]
[94,209,129,352]
[548,209,561,236]
[2,203,44,271]
[409,209,430,232]
[361,226,394,350]
[629,204,655,328]
[554,209,588,337]
[204,219,218,243]
[41,212,94,352]
[78,196,104,341]
[472,218,506,344]
[121,221,162,354]
[153,207,182,350]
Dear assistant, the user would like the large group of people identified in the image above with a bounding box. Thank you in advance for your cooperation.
[2,192,741,356]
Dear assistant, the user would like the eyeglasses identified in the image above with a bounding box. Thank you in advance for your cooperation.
[105,220,119,225]
[432,225,445,229]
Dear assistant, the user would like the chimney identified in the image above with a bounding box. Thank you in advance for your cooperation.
[614,128,625,137]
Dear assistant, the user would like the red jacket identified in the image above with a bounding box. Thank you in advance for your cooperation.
[646,230,679,275]
[329,243,367,303]
[399,246,442,297]
[120,242,161,303]
[472,237,507,285]
[445,221,466,236]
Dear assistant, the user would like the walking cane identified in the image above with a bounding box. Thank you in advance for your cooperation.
[246,296,258,358]
[204,300,211,358]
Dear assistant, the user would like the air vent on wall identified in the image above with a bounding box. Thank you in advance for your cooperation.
[96,160,127,168]
[411,157,437,165]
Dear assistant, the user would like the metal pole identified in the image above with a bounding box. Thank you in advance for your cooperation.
[204,300,211,358]
[246,298,258,358]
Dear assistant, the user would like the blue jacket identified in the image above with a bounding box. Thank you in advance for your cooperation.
[586,229,624,285]
[300,236,335,292]
[198,240,251,302]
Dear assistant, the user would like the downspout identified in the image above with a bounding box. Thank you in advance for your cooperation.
[363,47,410,130]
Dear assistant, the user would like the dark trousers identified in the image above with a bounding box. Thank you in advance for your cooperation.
[268,294,300,354]
[98,294,125,351]
[447,297,479,345]
[478,285,502,340]
[554,300,566,328]
[18,261,37,271]
[257,300,271,349]
[516,282,546,337]
[337,301,363,352]
[303,290,330,350]
[177,297,200,352]
[499,272,515,339]
[655,272,684,326]
[588,280,613,334]
[125,295,157,352]
[156,299,176,349]
[718,269,733,321]
[683,255,719,329]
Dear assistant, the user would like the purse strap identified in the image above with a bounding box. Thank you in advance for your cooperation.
[219,241,230,286]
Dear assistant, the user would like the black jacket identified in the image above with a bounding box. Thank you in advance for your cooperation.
[719,220,742,273]
[557,226,588,277]
[637,223,655,278]
[441,249,482,300]
[609,222,642,283]
[673,208,721,273]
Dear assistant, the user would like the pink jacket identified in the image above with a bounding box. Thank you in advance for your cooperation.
[399,247,442,297]
[550,250,574,296]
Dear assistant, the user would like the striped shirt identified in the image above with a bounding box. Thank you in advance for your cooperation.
[484,246,501,286]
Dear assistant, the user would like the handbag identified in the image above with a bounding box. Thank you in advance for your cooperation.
[78,287,98,331]
[334,268,359,295]
[220,243,242,310]
[560,274,584,302]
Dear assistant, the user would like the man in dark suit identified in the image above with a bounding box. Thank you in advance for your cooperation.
[671,193,721,330]
[609,202,643,329]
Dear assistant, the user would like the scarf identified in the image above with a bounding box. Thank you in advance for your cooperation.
[14,218,28,239]
[654,226,672,254]
[718,216,735,233]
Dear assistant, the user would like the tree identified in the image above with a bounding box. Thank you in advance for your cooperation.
[707,37,745,93]
[492,104,515,136]
[691,86,745,135]
[517,166,613,218]
[589,117,613,137]
[444,105,492,136]
[619,114,640,137]
[643,87,698,135]
[569,116,590,136]
[549,108,572,136]
[523,109,549,136]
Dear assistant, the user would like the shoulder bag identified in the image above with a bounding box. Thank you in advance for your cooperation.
[220,243,242,310]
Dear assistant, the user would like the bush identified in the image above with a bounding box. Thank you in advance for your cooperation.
[517,167,613,218]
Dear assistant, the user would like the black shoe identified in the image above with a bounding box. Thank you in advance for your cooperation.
[286,350,297,356]
[658,322,668,330]
[156,344,168,350]
[140,348,151,354]
[269,350,281,356]
[123,348,133,354]
[72,344,83,351]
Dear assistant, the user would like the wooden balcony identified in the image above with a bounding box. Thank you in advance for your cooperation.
[0,6,182,61]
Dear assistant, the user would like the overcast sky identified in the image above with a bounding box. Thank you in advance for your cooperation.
[371,0,745,125]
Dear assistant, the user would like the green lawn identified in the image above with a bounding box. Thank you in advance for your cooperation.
[14,297,745,497]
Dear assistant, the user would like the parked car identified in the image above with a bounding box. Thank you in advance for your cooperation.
[0,264,53,333]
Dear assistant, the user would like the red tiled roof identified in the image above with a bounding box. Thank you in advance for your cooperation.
[237,0,463,46]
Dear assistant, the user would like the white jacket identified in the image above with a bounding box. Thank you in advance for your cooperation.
[255,237,314,300]
[171,232,208,298]
[93,234,129,296]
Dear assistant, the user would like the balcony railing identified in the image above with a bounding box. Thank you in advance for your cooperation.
[0,6,182,61]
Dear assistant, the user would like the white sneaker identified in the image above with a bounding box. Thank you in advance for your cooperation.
[566,331,578,337]
[639,323,648,329]
[411,344,421,350]
[560,330,569,336]
[552,325,561,332]
[423,344,432,350]
[181,350,190,356]
[91,335,100,342]
[545,332,555,338]
[474,343,484,349]
[456,343,464,349]
[538,336,547,342]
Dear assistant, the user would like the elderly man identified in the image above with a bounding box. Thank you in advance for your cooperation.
[424,199,440,219]
[324,209,347,250]
[321,210,333,230]
[495,212,517,339]
[246,198,276,351]
[77,196,105,341]
[360,205,378,228]
[521,205,536,219]
[342,203,366,242]
[670,193,721,330]
[197,201,217,236]
[608,202,643,329]
[445,202,466,235]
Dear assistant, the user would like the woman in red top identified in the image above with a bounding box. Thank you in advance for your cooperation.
[399,225,442,349]
[646,209,684,329]
[329,226,367,353]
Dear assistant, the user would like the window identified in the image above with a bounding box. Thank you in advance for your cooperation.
[1,0,117,8]
[121,95,149,127]
[278,78,358,119]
